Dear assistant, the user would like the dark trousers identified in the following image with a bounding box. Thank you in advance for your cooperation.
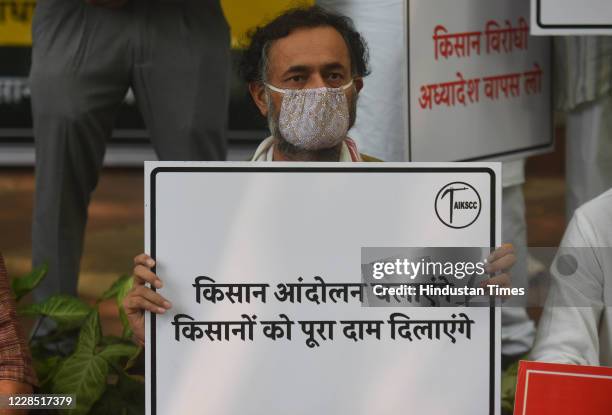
[29,0,230,300]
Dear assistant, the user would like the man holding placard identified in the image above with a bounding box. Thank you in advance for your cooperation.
[125,7,515,345]
[124,7,517,414]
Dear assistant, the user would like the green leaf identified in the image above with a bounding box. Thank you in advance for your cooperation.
[51,312,107,415]
[11,263,48,302]
[33,355,62,388]
[52,351,109,415]
[115,275,132,304]
[96,274,134,339]
[76,310,102,354]
[120,311,133,340]
[98,274,132,303]
[124,345,143,371]
[114,276,134,339]
[98,343,140,366]
[18,295,92,330]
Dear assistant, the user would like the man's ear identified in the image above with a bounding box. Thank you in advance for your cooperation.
[354,77,364,93]
[248,82,268,117]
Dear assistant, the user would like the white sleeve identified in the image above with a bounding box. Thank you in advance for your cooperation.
[529,210,605,365]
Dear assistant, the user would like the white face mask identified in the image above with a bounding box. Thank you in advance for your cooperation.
[265,80,353,151]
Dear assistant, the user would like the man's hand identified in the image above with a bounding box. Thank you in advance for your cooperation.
[123,254,172,346]
[481,243,516,295]
[86,0,129,9]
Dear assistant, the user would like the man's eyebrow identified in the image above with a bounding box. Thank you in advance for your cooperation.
[282,65,311,77]
[281,62,348,77]
[321,62,347,71]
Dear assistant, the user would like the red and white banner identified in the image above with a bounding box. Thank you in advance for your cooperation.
[408,0,553,161]
[514,361,612,415]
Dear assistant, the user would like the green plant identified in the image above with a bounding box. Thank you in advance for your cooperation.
[501,358,522,414]
[12,265,144,415]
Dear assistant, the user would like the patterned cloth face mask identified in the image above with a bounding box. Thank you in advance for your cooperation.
[265,80,353,151]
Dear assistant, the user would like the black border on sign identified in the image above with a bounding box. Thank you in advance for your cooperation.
[149,166,497,415]
[537,0,612,29]
[406,1,555,162]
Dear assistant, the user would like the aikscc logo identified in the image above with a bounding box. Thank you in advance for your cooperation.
[435,182,482,229]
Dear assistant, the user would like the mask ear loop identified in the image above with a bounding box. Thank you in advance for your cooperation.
[264,83,287,94]
[265,79,355,94]
[339,79,354,91]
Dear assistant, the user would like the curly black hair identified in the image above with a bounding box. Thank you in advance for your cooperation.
[239,5,370,83]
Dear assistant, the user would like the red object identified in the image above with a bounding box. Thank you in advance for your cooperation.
[514,360,612,415]
[0,254,38,387]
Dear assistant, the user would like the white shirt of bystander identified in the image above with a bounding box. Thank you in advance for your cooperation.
[530,188,612,366]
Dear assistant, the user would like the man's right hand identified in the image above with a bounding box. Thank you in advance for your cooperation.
[123,254,172,346]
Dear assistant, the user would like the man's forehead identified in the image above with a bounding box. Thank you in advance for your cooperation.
[267,26,351,72]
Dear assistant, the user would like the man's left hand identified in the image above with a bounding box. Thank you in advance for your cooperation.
[481,243,516,295]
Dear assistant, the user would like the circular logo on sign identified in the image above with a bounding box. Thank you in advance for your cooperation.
[435,182,482,229]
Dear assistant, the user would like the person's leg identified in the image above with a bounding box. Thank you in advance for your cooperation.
[132,0,230,161]
[565,94,612,221]
[30,1,131,300]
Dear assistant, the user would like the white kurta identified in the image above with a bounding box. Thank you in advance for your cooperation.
[530,188,612,366]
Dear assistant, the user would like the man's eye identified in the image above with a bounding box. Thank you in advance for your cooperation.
[328,73,343,81]
[288,76,305,83]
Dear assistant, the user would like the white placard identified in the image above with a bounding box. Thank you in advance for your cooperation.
[408,0,553,161]
[145,162,502,415]
[531,0,612,35]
